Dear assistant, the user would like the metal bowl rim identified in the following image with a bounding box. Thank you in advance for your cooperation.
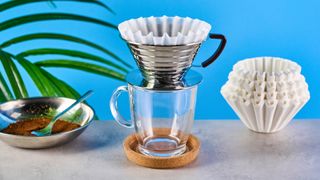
[0,96,95,138]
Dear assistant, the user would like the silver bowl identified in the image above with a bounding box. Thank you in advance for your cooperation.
[0,97,94,149]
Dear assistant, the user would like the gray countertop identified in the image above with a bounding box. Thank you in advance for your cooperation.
[0,120,319,180]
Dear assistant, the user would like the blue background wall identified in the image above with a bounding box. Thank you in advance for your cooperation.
[1,0,319,120]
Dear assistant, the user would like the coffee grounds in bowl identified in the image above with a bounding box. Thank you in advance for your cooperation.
[1,118,80,136]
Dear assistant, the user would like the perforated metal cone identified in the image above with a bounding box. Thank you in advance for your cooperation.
[127,42,201,85]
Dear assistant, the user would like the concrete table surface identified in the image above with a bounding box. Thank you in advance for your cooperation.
[0,120,319,180]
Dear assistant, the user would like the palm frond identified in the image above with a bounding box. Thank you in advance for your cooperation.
[0,51,28,99]
[0,72,14,102]
[47,0,57,8]
[16,48,129,73]
[36,59,125,81]
[0,33,132,68]
[0,13,117,32]
[39,68,100,120]
[0,0,122,120]
[39,68,80,99]
[15,57,57,96]
[0,0,115,14]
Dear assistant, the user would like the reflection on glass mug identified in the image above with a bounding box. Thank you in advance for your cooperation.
[110,70,202,157]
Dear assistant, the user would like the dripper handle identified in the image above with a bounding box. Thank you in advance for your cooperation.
[110,86,133,128]
[201,33,227,67]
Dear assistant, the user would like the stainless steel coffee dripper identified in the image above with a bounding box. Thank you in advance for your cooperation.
[112,16,227,157]
[126,33,226,86]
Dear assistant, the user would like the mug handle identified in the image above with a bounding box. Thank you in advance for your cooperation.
[200,33,227,67]
[109,86,133,128]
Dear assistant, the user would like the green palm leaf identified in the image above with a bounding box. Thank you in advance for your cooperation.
[16,48,129,73]
[0,0,115,14]
[15,57,57,96]
[39,68,80,99]
[36,59,125,81]
[0,33,132,68]
[39,68,67,97]
[0,13,117,32]
[0,72,13,102]
[0,51,28,99]
[47,0,57,8]
[39,68,100,119]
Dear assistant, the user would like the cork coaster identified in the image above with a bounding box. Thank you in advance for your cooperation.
[123,133,200,169]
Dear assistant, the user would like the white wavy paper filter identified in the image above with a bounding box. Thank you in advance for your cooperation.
[118,16,211,45]
[221,57,310,133]
[233,57,302,75]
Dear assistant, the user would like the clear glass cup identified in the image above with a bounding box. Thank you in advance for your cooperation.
[110,71,201,157]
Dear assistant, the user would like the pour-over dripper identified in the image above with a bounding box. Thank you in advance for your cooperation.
[119,16,227,85]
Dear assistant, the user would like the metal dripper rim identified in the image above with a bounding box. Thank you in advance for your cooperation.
[126,69,202,90]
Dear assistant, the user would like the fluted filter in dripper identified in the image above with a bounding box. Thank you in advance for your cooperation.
[119,16,211,45]
[119,16,211,85]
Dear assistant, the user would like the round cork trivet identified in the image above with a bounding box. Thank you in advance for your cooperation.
[123,133,200,169]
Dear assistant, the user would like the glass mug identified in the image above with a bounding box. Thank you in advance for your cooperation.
[110,70,201,157]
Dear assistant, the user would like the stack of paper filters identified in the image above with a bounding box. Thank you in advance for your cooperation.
[118,16,212,86]
[221,57,310,133]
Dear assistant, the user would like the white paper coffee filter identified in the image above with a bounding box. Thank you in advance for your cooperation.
[224,68,309,102]
[233,57,301,76]
[222,89,310,133]
[118,16,211,45]
[221,57,310,133]
[222,79,308,104]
